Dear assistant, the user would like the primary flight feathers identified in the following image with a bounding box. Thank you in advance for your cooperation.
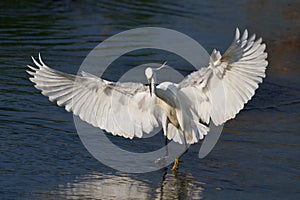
[27,28,267,144]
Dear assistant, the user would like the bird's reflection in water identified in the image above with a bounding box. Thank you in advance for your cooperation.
[48,170,204,199]
[157,170,205,199]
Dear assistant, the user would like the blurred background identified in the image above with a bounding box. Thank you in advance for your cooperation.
[0,0,299,199]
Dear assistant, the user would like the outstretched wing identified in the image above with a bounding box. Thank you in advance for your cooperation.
[179,28,268,125]
[27,54,162,139]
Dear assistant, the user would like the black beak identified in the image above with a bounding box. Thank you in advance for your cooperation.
[148,80,152,96]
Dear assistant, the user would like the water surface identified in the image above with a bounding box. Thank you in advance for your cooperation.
[1,0,299,199]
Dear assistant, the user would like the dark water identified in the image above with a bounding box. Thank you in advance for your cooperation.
[1,0,300,199]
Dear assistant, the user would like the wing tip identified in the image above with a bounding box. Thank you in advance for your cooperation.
[242,29,248,40]
[26,69,35,76]
[31,53,46,69]
[38,52,46,66]
[235,28,240,40]
[29,77,36,83]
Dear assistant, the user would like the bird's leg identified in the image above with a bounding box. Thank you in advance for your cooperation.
[163,118,169,157]
[155,118,169,167]
[172,158,179,171]
[165,131,168,156]
[172,138,189,171]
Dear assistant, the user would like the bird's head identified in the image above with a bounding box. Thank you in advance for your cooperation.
[145,67,154,82]
[145,61,167,96]
[145,67,155,96]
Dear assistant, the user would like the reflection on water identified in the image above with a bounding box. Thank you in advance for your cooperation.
[46,171,204,199]
[1,0,300,199]
[50,173,153,199]
[157,172,204,199]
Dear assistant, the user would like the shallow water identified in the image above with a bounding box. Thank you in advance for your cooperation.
[1,0,300,199]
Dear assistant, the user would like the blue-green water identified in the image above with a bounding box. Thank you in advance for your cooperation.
[1,0,299,199]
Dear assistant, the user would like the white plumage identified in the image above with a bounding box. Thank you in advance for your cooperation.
[27,28,267,145]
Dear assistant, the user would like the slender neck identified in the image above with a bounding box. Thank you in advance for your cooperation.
[150,77,156,96]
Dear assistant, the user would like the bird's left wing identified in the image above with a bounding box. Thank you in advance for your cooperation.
[179,28,268,126]
[27,54,162,139]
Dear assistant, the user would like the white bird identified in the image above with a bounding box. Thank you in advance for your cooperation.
[27,28,268,170]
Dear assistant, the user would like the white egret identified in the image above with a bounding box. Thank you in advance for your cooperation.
[27,28,268,170]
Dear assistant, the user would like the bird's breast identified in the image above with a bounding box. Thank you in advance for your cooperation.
[158,98,180,129]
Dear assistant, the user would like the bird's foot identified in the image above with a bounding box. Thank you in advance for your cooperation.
[171,158,179,171]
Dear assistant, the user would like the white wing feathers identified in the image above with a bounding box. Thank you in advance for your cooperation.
[27,28,267,145]
[179,28,268,125]
[27,54,161,139]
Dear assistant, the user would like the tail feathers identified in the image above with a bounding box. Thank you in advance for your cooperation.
[166,121,209,145]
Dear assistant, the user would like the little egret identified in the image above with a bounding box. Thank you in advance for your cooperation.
[27,28,268,170]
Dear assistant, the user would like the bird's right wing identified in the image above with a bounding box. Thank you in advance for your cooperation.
[27,55,163,139]
[179,28,268,126]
